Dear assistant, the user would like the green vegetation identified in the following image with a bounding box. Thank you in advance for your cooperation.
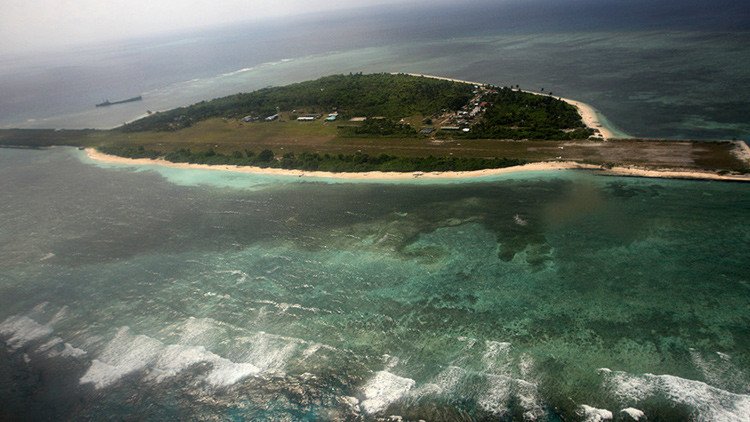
[338,118,418,137]
[121,73,474,132]
[461,88,593,140]
[119,73,592,141]
[98,145,525,172]
[483,89,584,129]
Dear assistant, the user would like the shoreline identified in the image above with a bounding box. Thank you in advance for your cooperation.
[549,96,617,141]
[734,140,750,163]
[85,148,750,183]
[395,72,621,140]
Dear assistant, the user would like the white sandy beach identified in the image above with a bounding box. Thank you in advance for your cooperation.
[552,96,616,140]
[85,148,750,183]
[734,140,750,163]
[86,148,594,179]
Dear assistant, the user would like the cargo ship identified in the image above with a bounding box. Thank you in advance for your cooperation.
[95,95,142,107]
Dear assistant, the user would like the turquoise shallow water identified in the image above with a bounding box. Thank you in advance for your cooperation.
[1,147,749,420]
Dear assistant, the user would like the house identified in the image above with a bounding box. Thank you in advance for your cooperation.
[265,114,279,121]
[297,116,316,121]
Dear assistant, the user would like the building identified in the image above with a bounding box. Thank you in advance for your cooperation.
[297,116,316,121]
[265,114,279,121]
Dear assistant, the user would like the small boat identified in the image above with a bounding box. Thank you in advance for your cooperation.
[96,95,142,107]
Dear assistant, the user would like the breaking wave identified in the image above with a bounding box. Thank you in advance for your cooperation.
[1,307,337,392]
[359,339,545,419]
[600,368,750,421]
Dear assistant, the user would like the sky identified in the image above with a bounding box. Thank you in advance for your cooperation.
[3,0,747,55]
[0,0,429,54]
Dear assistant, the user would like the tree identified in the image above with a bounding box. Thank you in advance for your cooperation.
[258,149,275,162]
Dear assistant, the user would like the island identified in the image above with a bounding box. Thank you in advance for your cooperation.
[1,73,748,180]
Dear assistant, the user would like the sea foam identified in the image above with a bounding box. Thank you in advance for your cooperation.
[579,404,613,421]
[149,344,260,386]
[0,308,89,360]
[362,341,544,418]
[80,327,164,389]
[476,374,513,414]
[689,349,746,392]
[80,324,276,389]
[238,333,289,370]
[482,340,512,375]
[0,311,270,390]
[175,316,226,345]
[38,337,87,358]
[0,315,53,351]
[602,369,750,421]
[361,371,416,414]
[621,407,645,420]
[410,365,465,397]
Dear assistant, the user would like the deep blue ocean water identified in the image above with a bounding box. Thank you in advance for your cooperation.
[1,147,749,420]
[1,0,749,140]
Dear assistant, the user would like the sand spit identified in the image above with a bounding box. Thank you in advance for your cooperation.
[733,140,750,164]
[86,149,750,183]
[553,96,615,140]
